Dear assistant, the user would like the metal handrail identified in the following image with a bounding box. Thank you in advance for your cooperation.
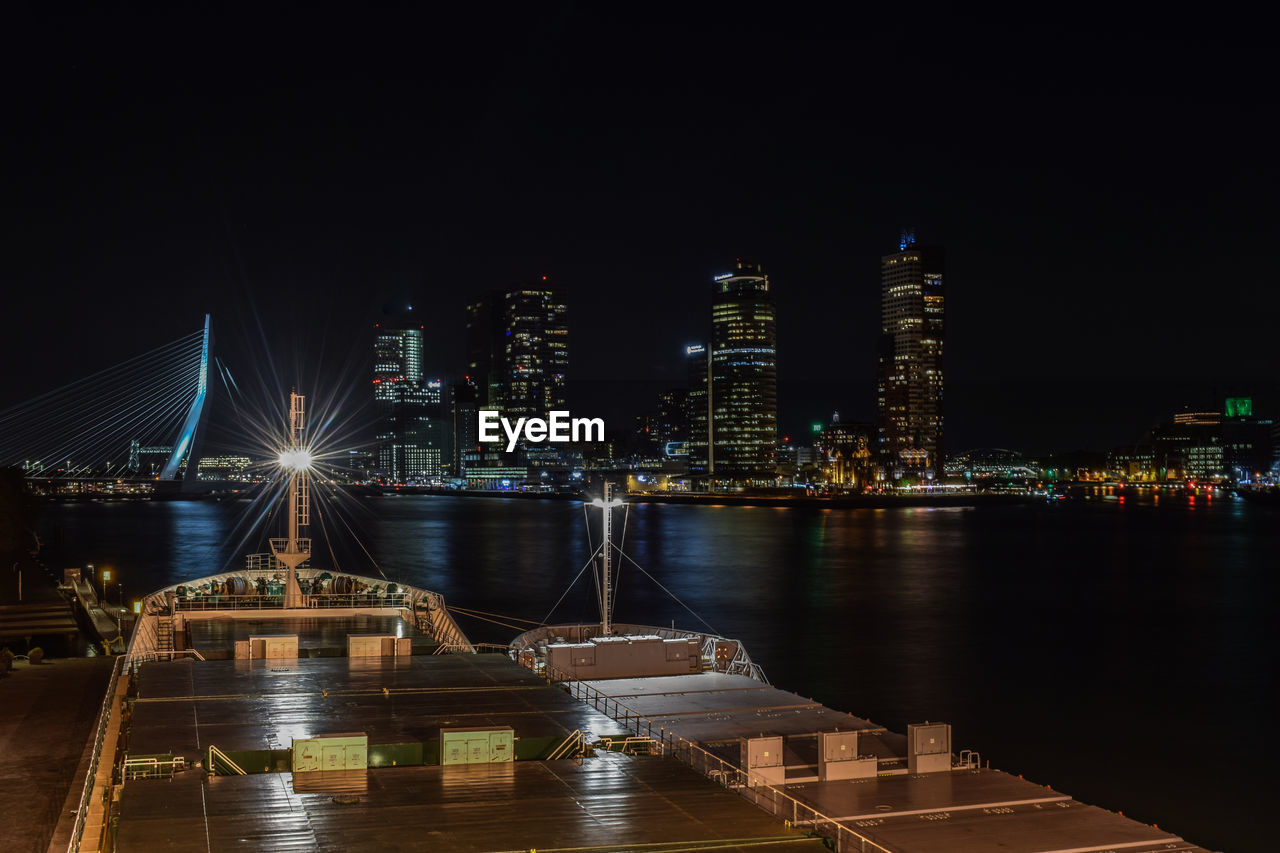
[206,744,247,776]
[510,623,769,683]
[172,593,411,611]
[130,572,473,656]
[551,670,895,853]
[546,730,585,760]
[66,654,125,853]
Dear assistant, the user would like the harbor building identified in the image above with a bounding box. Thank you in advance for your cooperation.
[707,261,778,485]
[877,231,945,482]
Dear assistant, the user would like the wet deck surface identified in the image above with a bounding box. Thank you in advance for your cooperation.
[132,655,629,755]
[118,752,828,852]
[581,673,1213,853]
[120,654,825,852]
[582,674,910,768]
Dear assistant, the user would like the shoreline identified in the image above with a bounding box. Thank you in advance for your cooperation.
[351,486,1038,509]
[36,484,1044,509]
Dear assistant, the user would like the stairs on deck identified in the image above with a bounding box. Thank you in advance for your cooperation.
[157,615,174,652]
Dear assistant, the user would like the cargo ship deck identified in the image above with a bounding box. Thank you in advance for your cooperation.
[67,597,1216,853]
[110,643,828,852]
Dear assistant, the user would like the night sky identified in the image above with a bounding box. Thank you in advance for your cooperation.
[4,6,1276,454]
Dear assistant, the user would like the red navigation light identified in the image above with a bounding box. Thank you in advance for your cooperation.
[541,275,548,280]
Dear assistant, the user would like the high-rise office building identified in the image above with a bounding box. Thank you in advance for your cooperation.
[708,261,778,484]
[465,298,500,408]
[467,281,568,419]
[502,287,568,418]
[655,388,690,454]
[373,315,444,482]
[685,344,710,476]
[448,381,478,477]
[877,231,945,481]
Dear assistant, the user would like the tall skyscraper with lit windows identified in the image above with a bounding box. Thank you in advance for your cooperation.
[877,231,945,481]
[685,344,710,477]
[466,281,568,419]
[707,260,778,484]
[373,312,443,481]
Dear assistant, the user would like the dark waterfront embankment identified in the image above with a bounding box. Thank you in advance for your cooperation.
[0,657,116,853]
[342,485,1038,510]
[622,491,1035,508]
[29,493,1278,852]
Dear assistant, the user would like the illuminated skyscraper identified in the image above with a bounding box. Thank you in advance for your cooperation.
[708,261,778,484]
[467,281,568,419]
[373,314,443,481]
[877,231,945,481]
[501,287,568,418]
[685,344,710,477]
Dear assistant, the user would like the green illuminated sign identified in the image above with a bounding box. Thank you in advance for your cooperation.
[1225,397,1253,418]
[812,423,823,433]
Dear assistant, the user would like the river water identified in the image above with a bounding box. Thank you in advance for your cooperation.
[37,491,1274,851]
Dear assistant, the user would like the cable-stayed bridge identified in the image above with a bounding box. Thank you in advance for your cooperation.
[0,315,212,492]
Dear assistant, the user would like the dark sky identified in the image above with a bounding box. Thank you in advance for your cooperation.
[3,5,1276,454]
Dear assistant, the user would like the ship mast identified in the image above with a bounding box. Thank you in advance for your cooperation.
[593,482,625,635]
[271,391,311,608]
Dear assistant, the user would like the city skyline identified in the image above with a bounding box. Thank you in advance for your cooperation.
[2,7,1276,455]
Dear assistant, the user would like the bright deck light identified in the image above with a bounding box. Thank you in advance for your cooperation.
[278,448,313,472]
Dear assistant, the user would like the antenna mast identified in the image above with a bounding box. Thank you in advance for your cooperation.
[271,391,311,608]
[594,482,625,636]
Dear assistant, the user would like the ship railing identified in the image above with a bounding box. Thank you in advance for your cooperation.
[414,589,474,653]
[66,654,127,853]
[122,754,186,781]
[510,623,769,684]
[135,576,473,655]
[125,648,206,673]
[435,641,507,655]
[550,670,894,853]
[170,592,412,611]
